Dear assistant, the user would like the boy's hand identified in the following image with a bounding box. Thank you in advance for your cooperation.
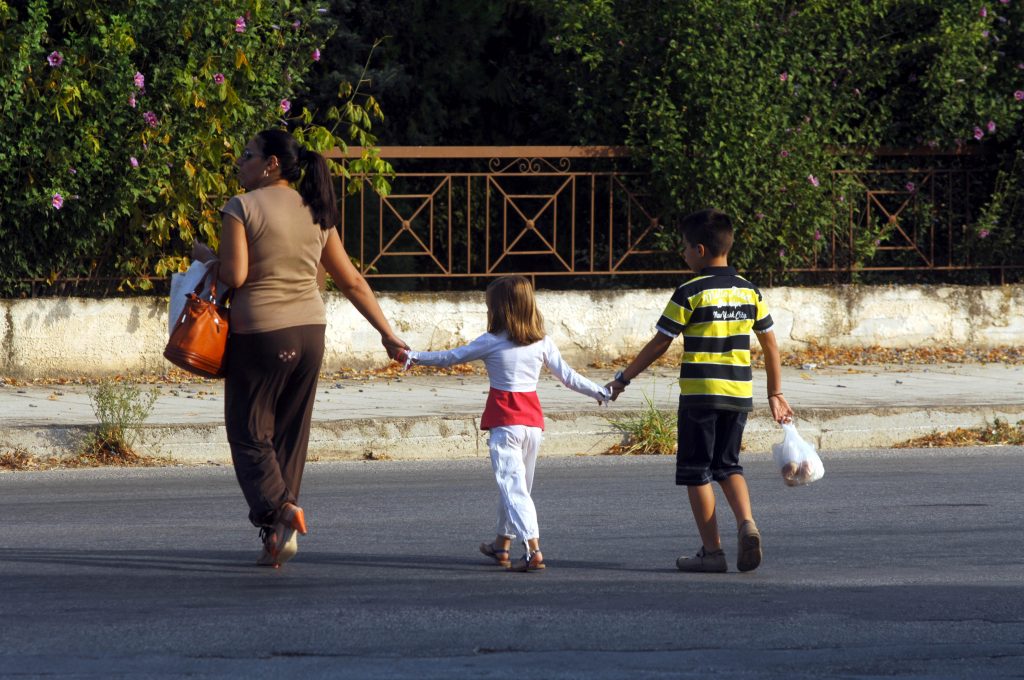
[769,393,794,424]
[605,380,626,401]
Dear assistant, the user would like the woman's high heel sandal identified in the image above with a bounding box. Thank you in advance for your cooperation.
[255,503,307,567]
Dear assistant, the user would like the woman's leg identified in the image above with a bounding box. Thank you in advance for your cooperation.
[224,327,309,527]
[270,325,325,503]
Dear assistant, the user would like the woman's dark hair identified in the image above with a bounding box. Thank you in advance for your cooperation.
[255,129,340,229]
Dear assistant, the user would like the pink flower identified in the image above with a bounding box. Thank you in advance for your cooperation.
[905,181,916,193]
[979,229,990,238]
[235,16,246,33]
[47,51,63,67]
[128,94,136,108]
[293,20,301,28]
[814,230,823,241]
[980,6,988,17]
[134,71,145,89]
[987,120,996,133]
[52,193,64,209]
[213,72,225,85]
[312,48,321,62]
[755,212,765,220]
[779,149,790,158]
[982,30,990,38]
[808,174,820,187]
[1015,90,1024,101]
[617,40,625,47]
[142,111,159,128]
[778,248,786,258]
[279,98,291,113]
[973,126,984,140]
[779,71,788,82]
[130,156,139,168]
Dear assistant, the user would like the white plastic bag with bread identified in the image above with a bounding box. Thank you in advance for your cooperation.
[772,422,824,486]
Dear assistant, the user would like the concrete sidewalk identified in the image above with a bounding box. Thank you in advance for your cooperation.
[2,363,1023,464]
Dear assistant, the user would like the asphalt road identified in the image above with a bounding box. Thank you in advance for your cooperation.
[1,449,1022,679]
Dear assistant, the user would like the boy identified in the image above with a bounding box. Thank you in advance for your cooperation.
[607,209,793,573]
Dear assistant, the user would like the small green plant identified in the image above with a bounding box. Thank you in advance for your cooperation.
[81,380,158,464]
[607,392,677,456]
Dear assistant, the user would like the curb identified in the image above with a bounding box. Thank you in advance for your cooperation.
[4,404,1023,465]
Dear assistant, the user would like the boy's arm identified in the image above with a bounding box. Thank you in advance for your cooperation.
[605,331,674,401]
[755,330,794,423]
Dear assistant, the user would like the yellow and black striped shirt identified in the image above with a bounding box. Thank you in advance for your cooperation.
[655,266,773,412]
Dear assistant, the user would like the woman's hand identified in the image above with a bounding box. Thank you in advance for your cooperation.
[381,333,410,361]
[191,242,216,263]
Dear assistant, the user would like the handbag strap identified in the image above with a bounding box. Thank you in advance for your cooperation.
[191,261,233,304]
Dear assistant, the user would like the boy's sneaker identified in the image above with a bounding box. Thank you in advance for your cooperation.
[676,547,727,573]
[737,520,762,572]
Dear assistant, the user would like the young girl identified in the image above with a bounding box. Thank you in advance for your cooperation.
[401,276,610,572]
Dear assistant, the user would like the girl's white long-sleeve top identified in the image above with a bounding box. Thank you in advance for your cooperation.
[407,332,609,402]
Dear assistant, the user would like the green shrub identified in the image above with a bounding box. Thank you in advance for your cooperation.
[0,0,390,296]
[535,0,1024,274]
[82,379,158,463]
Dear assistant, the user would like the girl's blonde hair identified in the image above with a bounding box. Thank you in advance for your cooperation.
[486,276,545,346]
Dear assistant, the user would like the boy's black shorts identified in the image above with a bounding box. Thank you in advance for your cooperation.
[676,405,748,486]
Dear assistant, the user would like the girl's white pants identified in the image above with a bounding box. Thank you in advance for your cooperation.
[488,425,542,543]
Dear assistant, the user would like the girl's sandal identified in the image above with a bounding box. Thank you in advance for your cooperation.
[508,550,545,572]
[479,542,511,567]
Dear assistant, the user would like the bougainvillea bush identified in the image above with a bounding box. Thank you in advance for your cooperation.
[536,0,1024,277]
[0,0,388,296]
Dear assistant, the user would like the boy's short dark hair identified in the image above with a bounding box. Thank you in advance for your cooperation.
[680,209,734,257]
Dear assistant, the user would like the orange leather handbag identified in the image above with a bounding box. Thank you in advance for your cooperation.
[164,266,232,379]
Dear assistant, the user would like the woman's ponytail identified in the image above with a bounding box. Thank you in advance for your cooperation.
[297,147,340,230]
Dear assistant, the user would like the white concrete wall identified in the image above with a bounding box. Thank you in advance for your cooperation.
[1,285,1022,379]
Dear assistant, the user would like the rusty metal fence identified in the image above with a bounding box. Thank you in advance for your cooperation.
[329,145,1018,285]
[14,145,1016,297]
[329,146,673,281]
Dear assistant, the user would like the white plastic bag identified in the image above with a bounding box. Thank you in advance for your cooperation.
[168,260,217,336]
[771,422,824,486]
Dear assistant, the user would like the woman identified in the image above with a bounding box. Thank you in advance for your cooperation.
[193,129,407,568]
